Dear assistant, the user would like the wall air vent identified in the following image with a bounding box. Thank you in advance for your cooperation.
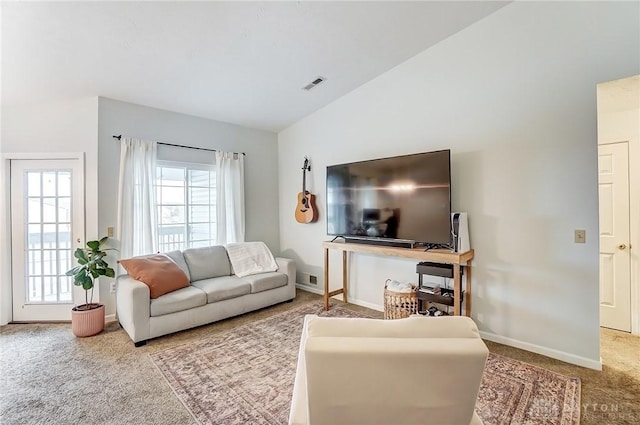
[303,76,326,91]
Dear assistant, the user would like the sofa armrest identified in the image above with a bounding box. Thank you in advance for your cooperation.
[289,314,317,425]
[276,257,296,300]
[116,275,151,343]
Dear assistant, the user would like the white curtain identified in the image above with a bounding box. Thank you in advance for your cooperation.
[215,151,245,244]
[116,138,158,259]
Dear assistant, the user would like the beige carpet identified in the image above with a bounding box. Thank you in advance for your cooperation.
[150,302,581,425]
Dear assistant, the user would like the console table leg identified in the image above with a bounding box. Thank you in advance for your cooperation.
[342,251,348,303]
[324,248,329,311]
[465,264,472,317]
[453,266,461,316]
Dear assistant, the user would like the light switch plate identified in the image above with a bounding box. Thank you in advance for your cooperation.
[574,229,586,243]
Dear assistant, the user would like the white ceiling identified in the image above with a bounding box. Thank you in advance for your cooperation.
[2,1,508,132]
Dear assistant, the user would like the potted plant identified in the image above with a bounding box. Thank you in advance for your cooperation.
[66,236,115,337]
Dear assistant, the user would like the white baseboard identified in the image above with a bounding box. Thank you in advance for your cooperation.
[297,284,602,369]
[296,285,600,368]
[296,284,384,312]
[343,297,384,312]
[479,330,602,371]
[105,314,116,323]
[296,283,323,295]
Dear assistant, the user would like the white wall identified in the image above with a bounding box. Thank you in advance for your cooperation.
[278,1,640,368]
[98,98,280,317]
[0,97,99,325]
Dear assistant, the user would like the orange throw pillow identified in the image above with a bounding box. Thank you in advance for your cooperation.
[118,254,189,299]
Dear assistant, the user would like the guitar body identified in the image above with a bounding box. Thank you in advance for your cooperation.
[295,190,318,224]
[295,157,318,223]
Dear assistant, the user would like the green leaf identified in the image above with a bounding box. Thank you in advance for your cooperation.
[86,240,100,251]
[74,274,92,288]
[82,280,94,290]
[99,236,109,245]
[105,268,115,278]
[74,248,87,260]
[66,266,82,276]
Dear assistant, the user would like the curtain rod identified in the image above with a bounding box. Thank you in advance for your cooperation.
[112,135,245,156]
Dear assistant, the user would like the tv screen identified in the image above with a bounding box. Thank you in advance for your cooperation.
[326,149,451,246]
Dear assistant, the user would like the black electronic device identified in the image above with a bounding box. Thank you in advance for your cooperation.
[344,236,416,249]
[416,261,454,278]
[326,149,451,247]
[416,261,462,313]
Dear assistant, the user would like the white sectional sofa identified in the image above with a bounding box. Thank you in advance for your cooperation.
[116,245,296,346]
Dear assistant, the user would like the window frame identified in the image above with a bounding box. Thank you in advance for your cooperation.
[156,160,216,252]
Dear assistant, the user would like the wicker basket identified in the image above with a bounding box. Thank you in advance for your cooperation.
[383,280,418,319]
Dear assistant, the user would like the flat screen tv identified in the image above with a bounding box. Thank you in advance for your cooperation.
[326,149,451,247]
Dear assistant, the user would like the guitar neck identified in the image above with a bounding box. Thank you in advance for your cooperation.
[302,169,306,194]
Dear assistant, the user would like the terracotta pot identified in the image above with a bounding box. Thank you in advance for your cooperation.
[71,303,105,337]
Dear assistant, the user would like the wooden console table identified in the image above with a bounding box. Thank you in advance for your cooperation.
[323,241,474,316]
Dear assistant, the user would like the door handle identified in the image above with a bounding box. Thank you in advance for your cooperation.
[617,243,627,250]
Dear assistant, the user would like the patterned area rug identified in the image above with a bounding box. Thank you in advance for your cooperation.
[477,353,581,425]
[150,303,580,425]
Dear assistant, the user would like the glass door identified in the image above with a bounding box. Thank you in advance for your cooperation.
[11,159,84,321]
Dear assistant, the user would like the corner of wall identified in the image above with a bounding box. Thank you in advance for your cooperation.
[0,157,11,325]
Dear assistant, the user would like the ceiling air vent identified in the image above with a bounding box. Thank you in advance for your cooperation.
[303,76,326,91]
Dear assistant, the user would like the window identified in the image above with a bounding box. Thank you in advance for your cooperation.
[156,161,216,252]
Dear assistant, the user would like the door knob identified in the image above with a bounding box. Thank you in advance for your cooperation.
[618,243,627,250]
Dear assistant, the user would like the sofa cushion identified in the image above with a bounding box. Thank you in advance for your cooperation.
[118,254,190,299]
[183,246,231,281]
[191,276,251,303]
[150,286,207,317]
[164,250,191,282]
[242,272,287,294]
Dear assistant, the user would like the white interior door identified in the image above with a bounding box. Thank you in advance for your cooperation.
[11,159,85,321]
[598,142,631,332]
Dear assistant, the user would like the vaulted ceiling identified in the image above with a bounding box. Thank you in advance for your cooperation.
[2,1,509,132]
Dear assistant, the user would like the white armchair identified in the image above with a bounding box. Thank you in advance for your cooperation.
[289,315,488,425]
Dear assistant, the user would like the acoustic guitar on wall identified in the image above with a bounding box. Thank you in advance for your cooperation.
[295,157,318,224]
